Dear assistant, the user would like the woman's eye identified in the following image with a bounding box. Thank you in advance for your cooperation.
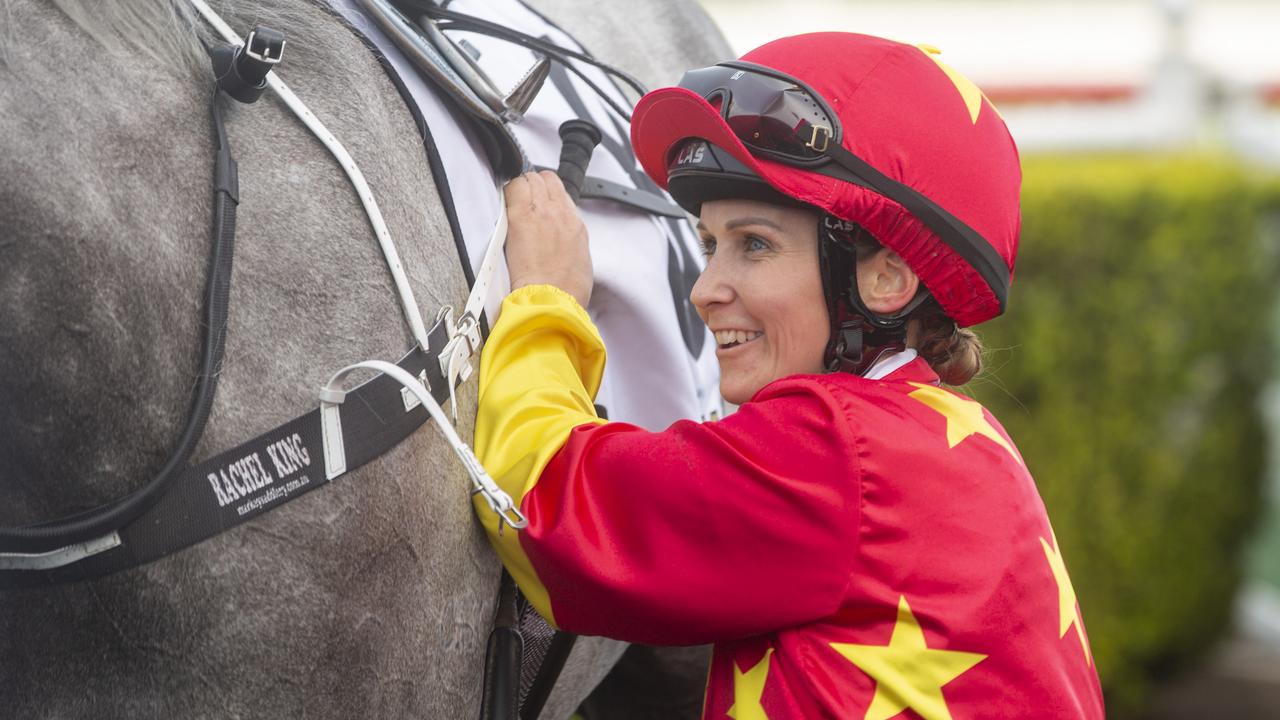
[745,235,770,253]
[699,238,716,257]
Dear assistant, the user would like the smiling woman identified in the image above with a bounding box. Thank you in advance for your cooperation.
[472,32,1106,719]
[692,201,829,403]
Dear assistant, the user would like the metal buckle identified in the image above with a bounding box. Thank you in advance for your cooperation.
[805,124,832,153]
[244,30,285,65]
[437,309,483,385]
[318,359,527,533]
[468,472,529,535]
[434,306,486,423]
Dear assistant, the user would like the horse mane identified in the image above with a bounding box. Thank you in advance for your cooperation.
[0,1,340,77]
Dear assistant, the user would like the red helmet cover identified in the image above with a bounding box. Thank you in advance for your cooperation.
[630,32,1022,327]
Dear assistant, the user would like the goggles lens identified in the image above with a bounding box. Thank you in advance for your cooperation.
[677,62,838,162]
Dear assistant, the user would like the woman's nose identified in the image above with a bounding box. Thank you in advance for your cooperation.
[690,255,733,312]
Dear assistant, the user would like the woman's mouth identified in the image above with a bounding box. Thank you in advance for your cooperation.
[714,329,764,350]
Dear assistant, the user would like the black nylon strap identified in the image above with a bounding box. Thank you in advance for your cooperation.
[480,571,523,720]
[0,319,459,589]
[578,175,691,217]
[579,176,686,218]
[0,94,243,557]
[209,26,285,104]
[799,120,1010,313]
[531,167,685,218]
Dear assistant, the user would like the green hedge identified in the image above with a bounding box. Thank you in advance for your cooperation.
[969,155,1280,715]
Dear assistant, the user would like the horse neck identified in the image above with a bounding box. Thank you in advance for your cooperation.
[0,0,456,522]
[0,1,502,714]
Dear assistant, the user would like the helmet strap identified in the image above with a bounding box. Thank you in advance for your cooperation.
[818,215,931,375]
[796,120,1010,316]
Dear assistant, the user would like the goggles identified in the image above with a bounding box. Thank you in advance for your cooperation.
[671,61,1010,314]
[676,61,838,165]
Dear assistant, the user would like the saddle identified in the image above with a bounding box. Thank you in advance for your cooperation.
[357,0,533,178]
[324,3,682,719]
[353,0,684,216]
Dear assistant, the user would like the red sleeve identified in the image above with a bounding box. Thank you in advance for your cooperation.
[518,377,862,645]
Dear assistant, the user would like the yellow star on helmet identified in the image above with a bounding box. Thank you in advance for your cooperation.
[1041,528,1093,665]
[727,648,773,720]
[916,44,987,124]
[831,595,986,720]
[907,382,1021,463]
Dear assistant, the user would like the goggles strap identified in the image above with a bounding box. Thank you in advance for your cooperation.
[797,120,1009,315]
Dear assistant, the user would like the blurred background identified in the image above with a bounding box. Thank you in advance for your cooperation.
[694,1,1280,717]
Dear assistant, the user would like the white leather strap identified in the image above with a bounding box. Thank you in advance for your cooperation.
[192,0,524,531]
[320,401,348,481]
[437,195,508,418]
[188,0,433,353]
[319,361,527,530]
[463,193,509,325]
[0,533,122,571]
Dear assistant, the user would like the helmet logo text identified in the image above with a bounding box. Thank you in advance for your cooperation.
[674,142,707,166]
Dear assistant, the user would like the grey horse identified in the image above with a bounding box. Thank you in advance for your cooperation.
[0,0,729,716]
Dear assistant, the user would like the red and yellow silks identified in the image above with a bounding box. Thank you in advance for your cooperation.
[473,285,1105,719]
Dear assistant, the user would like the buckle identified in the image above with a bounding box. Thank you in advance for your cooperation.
[437,308,483,385]
[211,25,285,103]
[244,28,285,65]
[464,455,529,534]
[435,307,487,423]
[805,124,832,153]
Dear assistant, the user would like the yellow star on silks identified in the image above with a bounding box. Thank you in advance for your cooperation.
[727,648,773,720]
[1041,528,1093,665]
[916,43,987,124]
[831,596,986,720]
[907,382,1021,463]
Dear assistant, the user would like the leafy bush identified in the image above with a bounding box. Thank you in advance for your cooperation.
[970,154,1280,716]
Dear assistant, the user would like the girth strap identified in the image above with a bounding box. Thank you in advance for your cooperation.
[0,319,469,588]
[480,571,524,720]
[533,169,686,219]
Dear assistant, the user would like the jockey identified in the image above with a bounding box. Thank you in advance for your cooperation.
[473,32,1105,718]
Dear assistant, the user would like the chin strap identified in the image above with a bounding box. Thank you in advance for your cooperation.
[818,214,931,376]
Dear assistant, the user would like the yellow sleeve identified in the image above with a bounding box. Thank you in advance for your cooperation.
[472,283,607,619]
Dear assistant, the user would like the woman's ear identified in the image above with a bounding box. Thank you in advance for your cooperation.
[855,248,920,315]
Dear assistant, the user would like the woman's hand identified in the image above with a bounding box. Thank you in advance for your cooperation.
[503,170,593,308]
